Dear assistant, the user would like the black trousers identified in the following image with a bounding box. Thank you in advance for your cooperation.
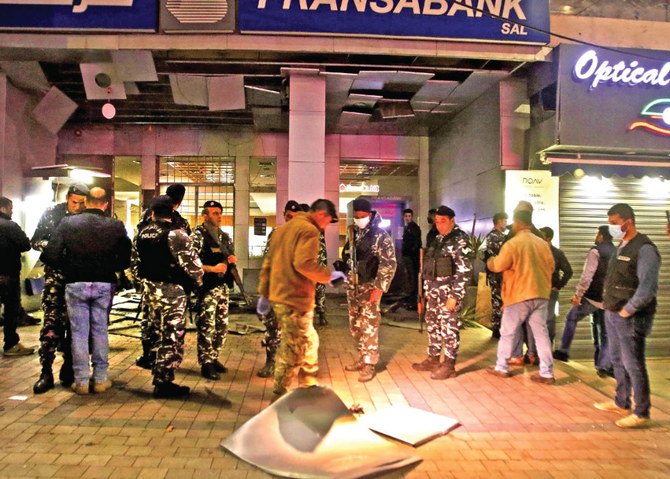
[0,275,21,351]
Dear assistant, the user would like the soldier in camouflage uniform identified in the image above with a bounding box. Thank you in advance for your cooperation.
[342,198,397,383]
[481,213,508,339]
[136,196,203,399]
[133,184,191,370]
[32,184,88,395]
[412,206,472,380]
[314,231,328,326]
[191,200,235,381]
[257,199,341,400]
[256,200,301,378]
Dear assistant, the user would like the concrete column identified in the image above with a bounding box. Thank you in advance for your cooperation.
[140,128,157,209]
[324,135,340,265]
[286,69,326,204]
[235,156,250,269]
[418,136,430,239]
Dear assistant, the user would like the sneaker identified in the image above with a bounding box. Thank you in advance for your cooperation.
[486,366,511,378]
[3,343,35,356]
[594,400,630,415]
[71,383,90,395]
[553,350,569,362]
[530,372,555,385]
[507,356,524,366]
[615,414,651,429]
[596,368,615,378]
[524,355,538,366]
[92,380,112,393]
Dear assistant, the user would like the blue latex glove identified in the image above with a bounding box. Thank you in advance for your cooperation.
[329,271,347,287]
[256,296,271,315]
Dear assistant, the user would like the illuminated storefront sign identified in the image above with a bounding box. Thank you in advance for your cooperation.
[240,0,550,44]
[628,98,670,136]
[0,0,157,30]
[573,50,670,90]
[339,182,380,193]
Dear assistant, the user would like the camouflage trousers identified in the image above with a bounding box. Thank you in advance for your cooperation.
[272,304,319,395]
[346,283,380,365]
[424,282,462,360]
[488,275,503,330]
[38,267,71,369]
[315,283,326,317]
[144,280,187,384]
[258,308,280,359]
[138,280,158,347]
[195,285,229,365]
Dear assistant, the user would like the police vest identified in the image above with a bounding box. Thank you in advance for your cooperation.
[422,232,456,281]
[136,221,190,288]
[197,225,234,291]
[603,233,658,315]
[584,241,615,302]
[355,227,380,284]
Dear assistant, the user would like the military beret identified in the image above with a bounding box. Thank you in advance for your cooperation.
[67,183,89,197]
[352,197,371,213]
[435,205,455,218]
[284,200,300,213]
[202,200,223,210]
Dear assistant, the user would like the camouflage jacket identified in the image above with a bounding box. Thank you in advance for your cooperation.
[191,224,234,259]
[424,226,472,301]
[481,227,506,282]
[137,208,191,235]
[31,203,73,252]
[342,212,397,292]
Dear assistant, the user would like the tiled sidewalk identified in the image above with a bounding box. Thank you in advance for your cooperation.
[1,300,669,479]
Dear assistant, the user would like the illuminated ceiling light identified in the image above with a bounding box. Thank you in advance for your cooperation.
[102,101,116,120]
[573,168,585,179]
[560,5,573,14]
[69,169,95,184]
[643,176,668,199]
[580,175,612,194]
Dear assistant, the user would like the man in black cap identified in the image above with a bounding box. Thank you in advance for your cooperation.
[256,199,300,378]
[32,183,88,394]
[137,183,191,235]
[341,197,397,382]
[135,195,203,398]
[191,200,236,380]
[412,206,472,380]
[0,197,34,356]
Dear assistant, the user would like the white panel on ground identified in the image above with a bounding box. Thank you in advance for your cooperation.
[221,386,421,478]
[362,406,460,447]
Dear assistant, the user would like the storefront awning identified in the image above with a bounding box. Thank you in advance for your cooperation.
[548,157,670,178]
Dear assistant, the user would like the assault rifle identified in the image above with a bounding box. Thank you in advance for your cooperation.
[418,248,425,333]
[348,224,359,295]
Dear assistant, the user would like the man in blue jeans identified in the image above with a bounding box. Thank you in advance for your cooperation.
[43,187,131,395]
[553,225,615,377]
[595,203,660,429]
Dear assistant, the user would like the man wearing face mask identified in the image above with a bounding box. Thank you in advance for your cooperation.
[412,206,472,379]
[341,198,397,382]
[257,199,343,401]
[594,203,660,429]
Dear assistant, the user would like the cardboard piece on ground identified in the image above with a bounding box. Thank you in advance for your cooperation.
[221,386,421,478]
[362,405,460,447]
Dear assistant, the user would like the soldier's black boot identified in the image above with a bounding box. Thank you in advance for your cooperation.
[257,351,275,378]
[317,311,328,326]
[59,352,74,387]
[135,341,155,370]
[213,360,228,374]
[201,363,220,380]
[33,367,55,394]
[430,358,456,380]
[153,381,190,399]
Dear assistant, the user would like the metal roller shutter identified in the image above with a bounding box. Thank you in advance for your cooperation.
[557,174,669,359]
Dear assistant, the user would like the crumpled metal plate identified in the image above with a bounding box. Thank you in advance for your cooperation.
[221,386,421,479]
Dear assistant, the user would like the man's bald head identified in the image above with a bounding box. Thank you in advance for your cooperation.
[86,187,109,211]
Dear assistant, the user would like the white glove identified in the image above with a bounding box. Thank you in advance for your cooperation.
[329,271,347,287]
[256,296,271,315]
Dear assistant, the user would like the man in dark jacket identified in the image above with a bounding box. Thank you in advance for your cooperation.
[32,183,88,394]
[594,203,659,429]
[136,183,191,235]
[43,187,131,394]
[401,208,422,309]
[554,225,615,376]
[0,197,34,356]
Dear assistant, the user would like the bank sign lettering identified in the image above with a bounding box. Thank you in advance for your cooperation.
[239,0,550,44]
[0,0,157,30]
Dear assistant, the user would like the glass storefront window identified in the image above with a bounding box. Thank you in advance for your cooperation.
[159,156,235,236]
[249,157,276,257]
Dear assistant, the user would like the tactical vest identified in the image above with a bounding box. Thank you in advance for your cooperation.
[584,241,615,302]
[197,225,234,291]
[136,221,190,288]
[603,233,658,315]
[422,233,456,281]
[355,227,380,284]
